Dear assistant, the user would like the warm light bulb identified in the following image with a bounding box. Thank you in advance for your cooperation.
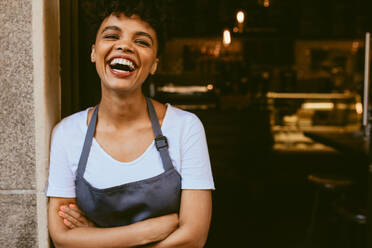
[223,29,231,46]
[264,0,270,7]
[356,102,363,115]
[352,41,359,53]
[236,11,245,23]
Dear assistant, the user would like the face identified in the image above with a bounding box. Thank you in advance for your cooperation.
[91,14,159,95]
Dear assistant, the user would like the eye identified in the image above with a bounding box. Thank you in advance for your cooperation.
[103,34,119,39]
[135,39,151,47]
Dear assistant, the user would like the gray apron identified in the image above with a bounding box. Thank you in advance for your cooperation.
[75,98,181,227]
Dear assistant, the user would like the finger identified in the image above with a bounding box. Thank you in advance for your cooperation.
[63,218,77,229]
[61,205,82,220]
[87,219,95,227]
[68,204,92,225]
[69,204,84,215]
[59,211,83,227]
[60,205,91,227]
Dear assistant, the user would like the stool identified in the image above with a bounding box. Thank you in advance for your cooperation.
[305,173,352,248]
[334,204,366,248]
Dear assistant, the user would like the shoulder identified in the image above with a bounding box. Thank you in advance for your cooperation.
[52,108,90,140]
[168,104,201,122]
[151,99,202,129]
[165,104,205,134]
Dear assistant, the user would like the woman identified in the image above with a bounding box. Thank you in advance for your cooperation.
[47,1,215,247]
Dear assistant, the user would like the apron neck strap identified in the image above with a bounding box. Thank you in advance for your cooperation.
[77,105,98,177]
[146,98,174,171]
[77,98,174,177]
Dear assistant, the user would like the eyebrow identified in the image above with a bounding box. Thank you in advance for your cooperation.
[135,31,154,43]
[101,26,154,43]
[101,25,121,33]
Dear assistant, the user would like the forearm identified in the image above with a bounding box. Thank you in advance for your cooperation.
[145,190,213,248]
[144,225,205,248]
[49,198,178,248]
[52,218,174,248]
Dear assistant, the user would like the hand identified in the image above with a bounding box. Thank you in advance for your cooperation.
[58,203,95,229]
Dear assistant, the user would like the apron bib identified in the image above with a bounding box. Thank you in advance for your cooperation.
[75,98,181,227]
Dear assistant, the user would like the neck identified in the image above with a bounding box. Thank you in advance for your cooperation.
[98,89,148,130]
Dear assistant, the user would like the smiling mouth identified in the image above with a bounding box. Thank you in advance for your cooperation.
[109,58,137,73]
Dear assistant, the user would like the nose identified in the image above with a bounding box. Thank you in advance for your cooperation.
[115,39,134,53]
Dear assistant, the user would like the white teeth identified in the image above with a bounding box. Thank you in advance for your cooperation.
[110,58,136,70]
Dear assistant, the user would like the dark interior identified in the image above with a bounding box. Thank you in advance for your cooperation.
[60,0,372,247]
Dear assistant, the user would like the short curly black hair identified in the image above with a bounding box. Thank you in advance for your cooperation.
[82,0,169,56]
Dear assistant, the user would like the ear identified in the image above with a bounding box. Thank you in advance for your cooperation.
[150,58,159,75]
[91,44,96,63]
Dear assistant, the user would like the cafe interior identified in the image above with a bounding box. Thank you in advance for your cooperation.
[60,0,372,247]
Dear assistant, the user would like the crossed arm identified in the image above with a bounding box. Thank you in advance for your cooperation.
[48,189,212,248]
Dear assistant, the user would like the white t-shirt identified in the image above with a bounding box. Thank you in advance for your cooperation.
[46,104,215,197]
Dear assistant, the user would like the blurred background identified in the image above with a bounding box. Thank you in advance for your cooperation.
[60,0,372,247]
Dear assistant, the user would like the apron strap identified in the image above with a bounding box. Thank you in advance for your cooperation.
[77,98,174,177]
[77,106,98,177]
[146,98,174,171]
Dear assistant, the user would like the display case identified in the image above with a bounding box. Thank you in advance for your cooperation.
[267,91,362,152]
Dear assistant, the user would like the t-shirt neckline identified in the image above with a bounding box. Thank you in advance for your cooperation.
[81,103,172,166]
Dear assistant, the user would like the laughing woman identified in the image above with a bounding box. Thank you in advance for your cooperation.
[47,1,214,247]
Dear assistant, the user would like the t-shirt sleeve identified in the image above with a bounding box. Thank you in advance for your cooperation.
[46,122,76,197]
[180,115,215,190]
